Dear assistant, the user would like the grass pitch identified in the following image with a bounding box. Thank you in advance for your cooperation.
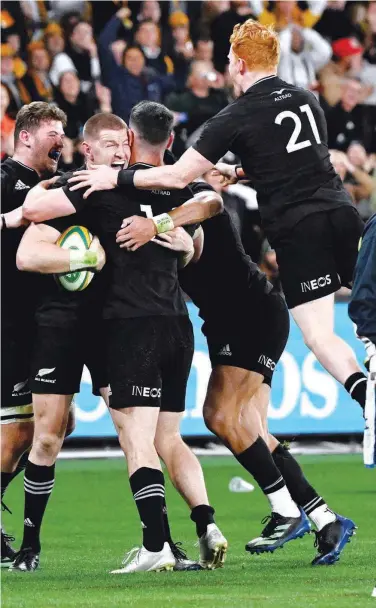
[2,454,375,608]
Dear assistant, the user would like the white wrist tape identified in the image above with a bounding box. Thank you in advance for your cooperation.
[152,213,174,234]
[69,249,98,272]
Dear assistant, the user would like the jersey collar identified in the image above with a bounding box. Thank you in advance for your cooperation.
[7,158,40,187]
[244,75,278,95]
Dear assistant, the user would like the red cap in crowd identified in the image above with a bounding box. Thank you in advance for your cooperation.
[332,37,363,59]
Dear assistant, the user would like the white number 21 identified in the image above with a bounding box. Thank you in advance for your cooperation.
[275,104,321,153]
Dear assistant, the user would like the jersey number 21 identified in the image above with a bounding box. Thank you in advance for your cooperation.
[275,104,321,153]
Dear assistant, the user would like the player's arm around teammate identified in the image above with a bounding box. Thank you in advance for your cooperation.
[16,223,105,274]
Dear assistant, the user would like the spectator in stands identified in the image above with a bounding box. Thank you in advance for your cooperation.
[21,42,53,103]
[98,10,172,122]
[50,20,100,93]
[211,1,254,73]
[330,148,374,214]
[165,59,227,154]
[278,25,332,90]
[53,70,95,140]
[326,79,365,150]
[134,19,174,76]
[194,37,214,62]
[44,23,65,59]
[167,11,194,90]
[137,1,162,25]
[320,37,373,107]
[0,82,15,160]
[315,1,359,41]
[253,0,326,30]
[0,43,28,115]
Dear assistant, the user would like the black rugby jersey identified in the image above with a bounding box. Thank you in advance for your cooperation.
[180,183,271,337]
[193,76,353,243]
[37,170,109,328]
[63,163,195,320]
[1,158,41,320]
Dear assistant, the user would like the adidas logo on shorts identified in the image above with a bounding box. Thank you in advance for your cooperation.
[218,344,232,356]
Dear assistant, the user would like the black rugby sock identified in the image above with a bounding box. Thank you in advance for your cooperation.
[235,436,286,495]
[22,461,55,552]
[345,372,367,409]
[190,504,215,538]
[1,453,29,508]
[162,498,173,544]
[272,444,325,514]
[1,472,13,504]
[129,467,166,552]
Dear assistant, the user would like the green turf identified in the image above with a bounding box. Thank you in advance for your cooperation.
[2,454,375,608]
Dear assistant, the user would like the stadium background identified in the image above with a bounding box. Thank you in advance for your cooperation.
[1,0,375,443]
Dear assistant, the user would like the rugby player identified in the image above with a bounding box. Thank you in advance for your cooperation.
[1,102,68,567]
[71,19,367,418]
[20,107,227,573]
[73,160,357,565]
[349,214,376,467]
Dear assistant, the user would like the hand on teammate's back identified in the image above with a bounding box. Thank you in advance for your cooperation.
[68,166,119,199]
[116,216,157,251]
[154,227,194,254]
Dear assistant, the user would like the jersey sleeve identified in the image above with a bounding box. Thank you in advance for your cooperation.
[193,107,238,164]
[61,183,87,213]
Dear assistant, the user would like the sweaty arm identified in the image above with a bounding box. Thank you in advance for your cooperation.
[16,223,105,274]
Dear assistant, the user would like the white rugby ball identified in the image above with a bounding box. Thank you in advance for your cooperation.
[55,225,95,292]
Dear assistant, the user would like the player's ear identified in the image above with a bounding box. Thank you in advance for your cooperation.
[19,129,32,148]
[167,132,174,151]
[128,129,134,148]
[82,141,93,162]
[239,57,247,75]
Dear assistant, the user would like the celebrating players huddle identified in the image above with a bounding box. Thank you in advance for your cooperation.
[1,19,371,575]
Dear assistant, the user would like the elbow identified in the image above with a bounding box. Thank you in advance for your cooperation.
[16,249,34,272]
[214,195,224,215]
[22,202,41,223]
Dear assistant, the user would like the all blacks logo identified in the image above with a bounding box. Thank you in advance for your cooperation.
[301,275,332,293]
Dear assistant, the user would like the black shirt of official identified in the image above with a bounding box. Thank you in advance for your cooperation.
[1,158,41,320]
[193,75,353,244]
[62,163,195,320]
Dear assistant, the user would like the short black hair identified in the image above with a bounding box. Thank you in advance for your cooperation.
[130,101,173,145]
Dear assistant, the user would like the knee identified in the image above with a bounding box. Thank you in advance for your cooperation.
[65,407,76,438]
[34,432,63,459]
[302,328,324,352]
[155,431,180,462]
[203,403,230,438]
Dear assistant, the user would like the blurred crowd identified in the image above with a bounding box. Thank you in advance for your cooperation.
[1,0,375,281]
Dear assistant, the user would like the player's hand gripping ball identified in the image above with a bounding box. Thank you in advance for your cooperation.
[55,226,105,291]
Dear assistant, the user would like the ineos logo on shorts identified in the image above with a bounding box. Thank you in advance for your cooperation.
[132,386,161,398]
[301,275,331,293]
[258,355,276,371]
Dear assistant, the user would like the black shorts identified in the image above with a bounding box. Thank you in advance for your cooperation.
[1,319,34,421]
[273,206,364,309]
[207,292,289,381]
[30,322,107,396]
[106,316,194,411]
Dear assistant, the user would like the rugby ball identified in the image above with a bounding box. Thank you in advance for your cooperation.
[55,226,95,292]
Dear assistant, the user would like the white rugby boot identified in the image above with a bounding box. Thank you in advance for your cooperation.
[110,542,176,574]
[199,523,228,569]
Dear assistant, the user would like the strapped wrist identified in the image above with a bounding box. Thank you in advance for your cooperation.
[69,249,98,272]
[152,213,174,234]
